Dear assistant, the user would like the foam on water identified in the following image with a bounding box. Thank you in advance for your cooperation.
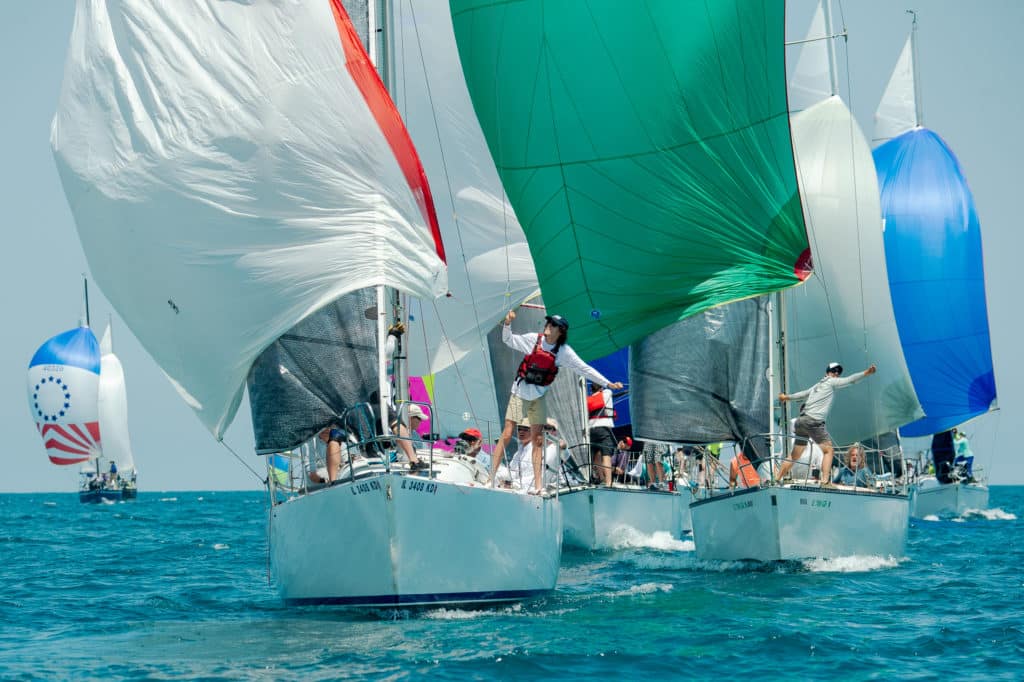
[606,527,693,552]
[963,507,1016,520]
[802,554,902,573]
[416,603,527,621]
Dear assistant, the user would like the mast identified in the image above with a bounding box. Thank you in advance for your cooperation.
[82,275,91,328]
[368,1,394,439]
[907,10,924,126]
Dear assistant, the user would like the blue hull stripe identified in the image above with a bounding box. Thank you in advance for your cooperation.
[285,588,551,608]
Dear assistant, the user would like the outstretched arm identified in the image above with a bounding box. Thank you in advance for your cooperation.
[833,364,877,388]
[557,345,618,388]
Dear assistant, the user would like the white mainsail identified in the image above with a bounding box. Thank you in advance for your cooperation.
[98,324,136,475]
[787,1,832,112]
[51,0,448,439]
[873,35,920,144]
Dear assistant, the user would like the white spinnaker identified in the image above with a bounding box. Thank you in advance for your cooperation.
[98,325,136,474]
[51,0,447,438]
[391,0,539,434]
[873,35,918,144]
[788,96,923,445]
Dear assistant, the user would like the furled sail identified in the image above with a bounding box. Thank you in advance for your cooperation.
[390,0,539,436]
[451,0,811,360]
[27,327,101,465]
[786,96,923,445]
[51,0,447,439]
[97,324,136,474]
[873,28,997,437]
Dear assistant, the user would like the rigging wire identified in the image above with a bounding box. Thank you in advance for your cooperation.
[219,439,264,484]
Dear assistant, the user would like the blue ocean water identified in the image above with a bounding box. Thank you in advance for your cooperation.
[1,488,1022,680]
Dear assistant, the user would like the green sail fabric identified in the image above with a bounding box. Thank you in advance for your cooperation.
[450,0,810,359]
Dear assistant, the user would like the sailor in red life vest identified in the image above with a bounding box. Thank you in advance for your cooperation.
[587,383,617,486]
[488,310,623,493]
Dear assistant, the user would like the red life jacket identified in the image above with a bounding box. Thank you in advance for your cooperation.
[586,391,617,420]
[517,336,560,386]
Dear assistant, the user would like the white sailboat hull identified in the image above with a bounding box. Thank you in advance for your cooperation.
[910,477,989,517]
[270,473,562,607]
[690,486,908,561]
[560,486,690,551]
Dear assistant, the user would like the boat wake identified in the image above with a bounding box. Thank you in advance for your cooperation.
[961,507,1016,521]
[421,603,526,620]
[606,527,694,552]
[802,555,902,573]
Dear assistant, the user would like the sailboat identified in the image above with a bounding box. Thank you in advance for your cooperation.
[27,280,137,502]
[676,0,917,561]
[451,2,812,549]
[872,13,996,517]
[52,0,560,607]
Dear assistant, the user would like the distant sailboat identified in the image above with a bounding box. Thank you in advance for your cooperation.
[872,12,996,516]
[27,280,136,502]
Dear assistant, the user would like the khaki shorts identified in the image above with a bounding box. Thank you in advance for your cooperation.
[794,415,831,446]
[505,394,547,427]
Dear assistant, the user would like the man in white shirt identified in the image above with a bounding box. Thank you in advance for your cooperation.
[776,361,877,485]
[488,310,622,494]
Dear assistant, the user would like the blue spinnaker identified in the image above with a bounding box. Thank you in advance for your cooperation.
[875,128,996,436]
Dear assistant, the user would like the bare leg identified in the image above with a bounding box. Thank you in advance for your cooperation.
[396,424,419,465]
[602,454,612,486]
[326,441,341,482]
[819,442,835,482]
[488,419,516,484]
[531,424,544,490]
[775,443,807,481]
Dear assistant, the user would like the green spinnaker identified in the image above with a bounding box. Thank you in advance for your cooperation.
[450,0,809,359]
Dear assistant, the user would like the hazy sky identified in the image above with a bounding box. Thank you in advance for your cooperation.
[2,1,1021,493]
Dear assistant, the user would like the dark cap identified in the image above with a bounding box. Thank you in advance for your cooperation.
[545,314,569,331]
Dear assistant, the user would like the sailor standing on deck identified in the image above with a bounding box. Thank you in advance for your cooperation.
[775,361,877,485]
[488,310,622,494]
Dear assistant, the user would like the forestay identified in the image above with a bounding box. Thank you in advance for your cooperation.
[52,0,447,439]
